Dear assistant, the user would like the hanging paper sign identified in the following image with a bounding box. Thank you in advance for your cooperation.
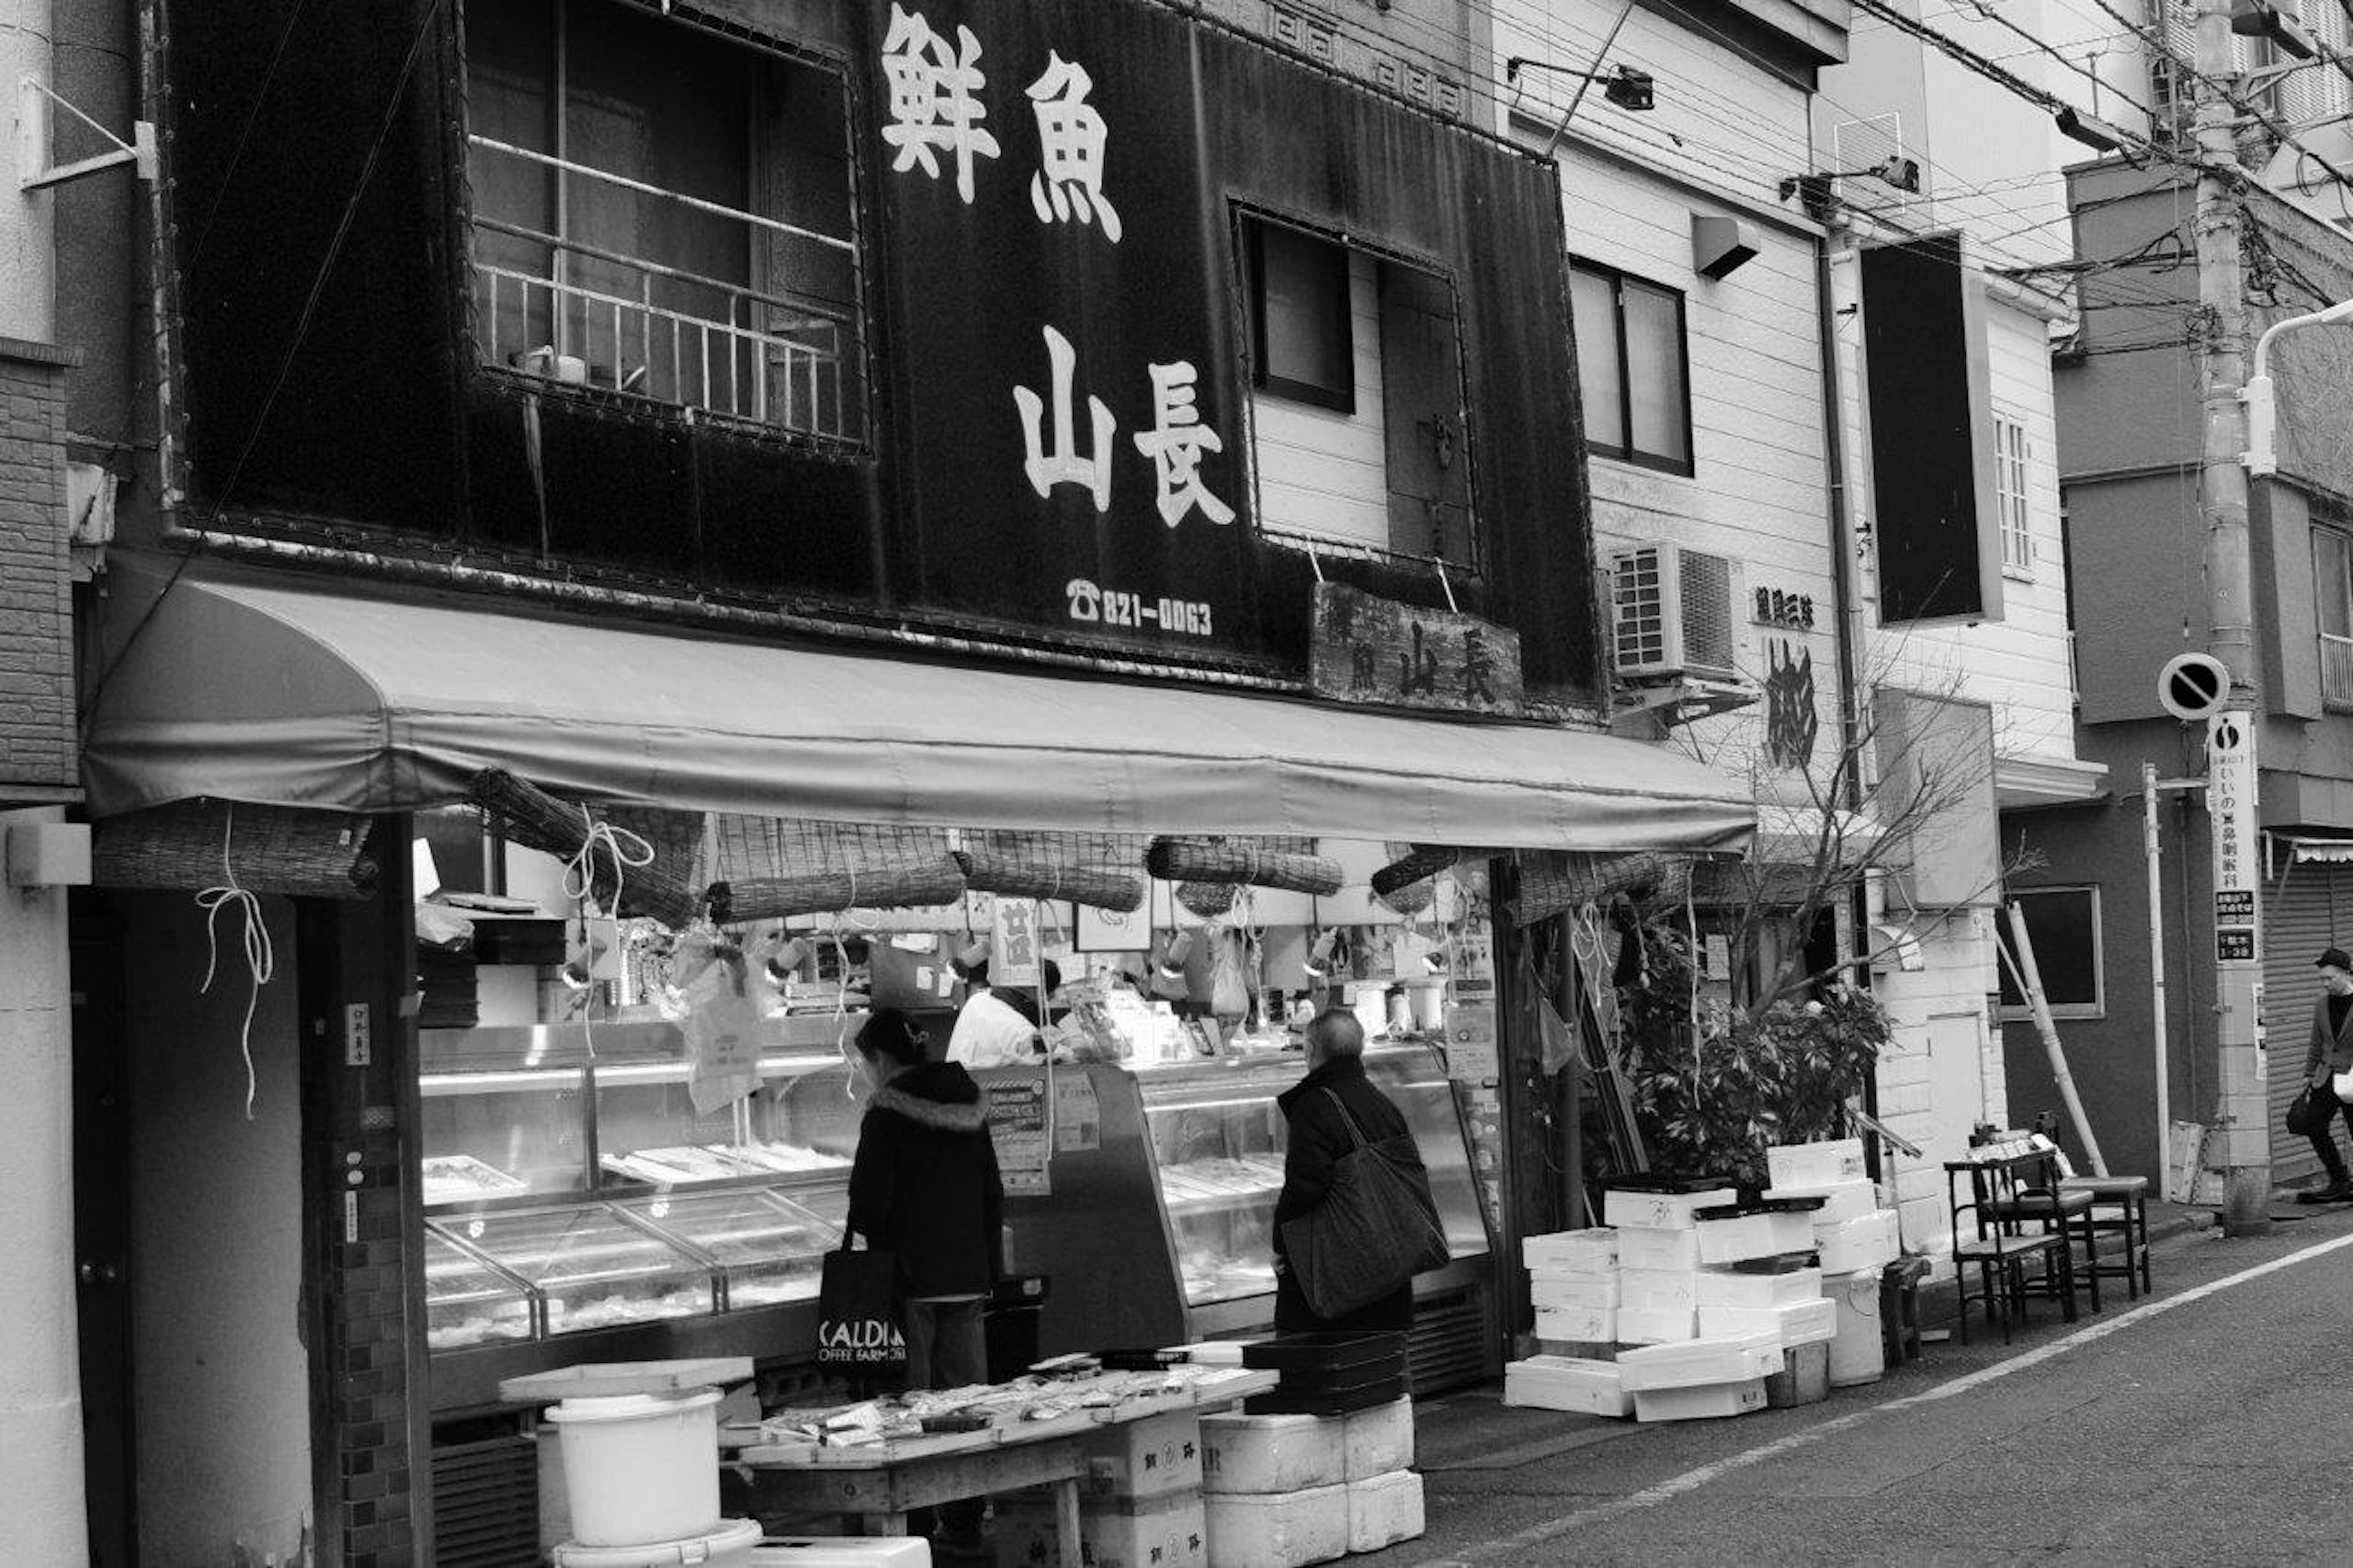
[993,898,1044,988]
[1442,1002,1500,1084]
[985,1070,1053,1195]
[1054,1072,1102,1153]
[1308,583,1524,716]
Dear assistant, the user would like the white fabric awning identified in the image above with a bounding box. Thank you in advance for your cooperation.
[81,562,1756,854]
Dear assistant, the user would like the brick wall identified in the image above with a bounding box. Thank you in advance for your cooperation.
[0,341,76,797]
[326,1124,418,1561]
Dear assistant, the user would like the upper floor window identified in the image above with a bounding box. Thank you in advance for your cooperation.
[464,0,864,441]
[1995,885,2104,1020]
[1569,262,1691,474]
[2316,526,2353,709]
[1994,413,2033,578]
[1241,213,1473,566]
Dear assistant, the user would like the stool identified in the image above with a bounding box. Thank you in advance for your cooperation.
[2058,1174,2153,1300]
[1880,1256,1927,1366]
[1991,1184,2102,1316]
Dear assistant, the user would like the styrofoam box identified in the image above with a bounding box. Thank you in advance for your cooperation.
[1619,1267,1697,1314]
[1694,1208,1815,1265]
[1695,1265,1824,1310]
[1603,1187,1738,1230]
[1202,1411,1345,1494]
[1203,1482,1349,1568]
[1615,1225,1702,1273]
[1346,1469,1427,1554]
[1342,1396,1414,1482]
[1766,1138,1866,1190]
[1179,1341,1252,1366]
[753,1539,933,1567]
[1616,1305,1697,1344]
[1530,1273,1620,1311]
[1767,1179,1878,1225]
[1816,1210,1901,1273]
[996,1490,1205,1568]
[1533,1304,1616,1345]
[1521,1227,1618,1274]
[1083,1411,1203,1500]
[1698,1295,1838,1348]
[1615,1331,1781,1393]
[1502,1356,1633,1417]
[1632,1378,1768,1423]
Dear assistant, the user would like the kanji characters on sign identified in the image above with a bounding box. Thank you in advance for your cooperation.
[1132,360,1233,526]
[880,4,1002,204]
[1026,51,1121,241]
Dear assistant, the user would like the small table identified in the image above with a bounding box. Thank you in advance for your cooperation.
[728,1371,1280,1566]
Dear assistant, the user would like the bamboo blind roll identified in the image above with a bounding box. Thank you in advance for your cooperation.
[1146,836,1344,895]
[466,768,703,925]
[1509,851,1689,926]
[724,861,969,921]
[92,800,379,900]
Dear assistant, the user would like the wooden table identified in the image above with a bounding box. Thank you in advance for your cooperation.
[726,1371,1279,1565]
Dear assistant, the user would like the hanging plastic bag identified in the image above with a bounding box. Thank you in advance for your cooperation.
[1210,928,1249,1023]
[678,937,762,1114]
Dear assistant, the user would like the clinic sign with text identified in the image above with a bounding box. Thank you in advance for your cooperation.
[2210,712,2258,963]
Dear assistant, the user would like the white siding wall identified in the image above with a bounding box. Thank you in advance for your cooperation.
[1251,250,1390,548]
[1872,909,2007,1260]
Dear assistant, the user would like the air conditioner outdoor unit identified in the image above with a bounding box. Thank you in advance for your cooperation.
[1610,542,1740,681]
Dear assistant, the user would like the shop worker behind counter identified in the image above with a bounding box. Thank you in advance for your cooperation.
[846,1008,1004,1557]
[2300,947,2353,1204]
[1271,1008,1427,1333]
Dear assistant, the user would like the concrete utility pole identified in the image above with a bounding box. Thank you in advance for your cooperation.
[2191,0,2270,1235]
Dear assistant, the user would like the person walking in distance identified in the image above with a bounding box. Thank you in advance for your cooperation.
[1271,1008,1425,1332]
[846,1008,1004,1558]
[2298,947,2353,1203]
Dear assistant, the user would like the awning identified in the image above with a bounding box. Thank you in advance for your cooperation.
[81,562,1755,854]
[2287,836,2353,866]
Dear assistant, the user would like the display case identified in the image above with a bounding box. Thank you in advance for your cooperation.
[1132,1044,1498,1387]
[417,1015,865,1412]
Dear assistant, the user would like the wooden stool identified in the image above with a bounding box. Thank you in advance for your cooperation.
[2058,1175,2153,1300]
[1880,1256,1927,1365]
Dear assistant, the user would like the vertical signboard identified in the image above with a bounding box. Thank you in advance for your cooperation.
[2208,709,2267,1182]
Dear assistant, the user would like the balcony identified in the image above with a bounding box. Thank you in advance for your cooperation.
[468,135,860,442]
[2323,632,2353,710]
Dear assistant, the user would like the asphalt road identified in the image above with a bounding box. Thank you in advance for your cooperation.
[1374,1203,2353,1567]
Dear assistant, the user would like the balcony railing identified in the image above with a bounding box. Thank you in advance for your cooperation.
[467,135,860,441]
[2323,632,2353,708]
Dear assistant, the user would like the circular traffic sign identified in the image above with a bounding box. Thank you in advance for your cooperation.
[2158,652,2230,722]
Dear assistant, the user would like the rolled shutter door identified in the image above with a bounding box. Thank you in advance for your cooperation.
[2263,863,2353,1187]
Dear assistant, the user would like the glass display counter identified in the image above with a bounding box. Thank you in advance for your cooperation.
[612,1187,848,1312]
[423,1227,537,1352]
[435,1203,716,1335]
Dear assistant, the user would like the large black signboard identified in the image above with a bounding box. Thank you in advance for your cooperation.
[162,0,1597,694]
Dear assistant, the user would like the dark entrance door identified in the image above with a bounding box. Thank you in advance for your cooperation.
[71,893,136,1566]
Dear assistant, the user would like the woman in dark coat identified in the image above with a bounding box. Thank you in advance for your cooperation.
[1270,1007,1425,1333]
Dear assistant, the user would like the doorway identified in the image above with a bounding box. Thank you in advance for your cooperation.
[70,893,136,1567]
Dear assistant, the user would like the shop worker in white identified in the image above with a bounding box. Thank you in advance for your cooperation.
[945,959,1061,1068]
[2299,945,2353,1203]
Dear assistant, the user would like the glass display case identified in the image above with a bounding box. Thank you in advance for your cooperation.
[1134,1044,1492,1316]
[423,1227,538,1352]
[614,1187,848,1311]
[433,1203,716,1335]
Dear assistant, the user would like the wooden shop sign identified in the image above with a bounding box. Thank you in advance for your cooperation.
[1308,583,1524,716]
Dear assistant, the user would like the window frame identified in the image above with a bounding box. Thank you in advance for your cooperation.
[1995,885,2104,1021]
[1994,412,2034,579]
[1246,217,1358,414]
[2314,524,2353,710]
[1567,257,1694,477]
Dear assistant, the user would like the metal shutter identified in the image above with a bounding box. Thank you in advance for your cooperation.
[431,1430,540,1568]
[2262,864,2353,1187]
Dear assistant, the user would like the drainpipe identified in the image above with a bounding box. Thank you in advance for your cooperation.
[1814,225,1865,814]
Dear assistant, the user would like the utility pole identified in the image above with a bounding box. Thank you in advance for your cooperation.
[2191,0,2270,1235]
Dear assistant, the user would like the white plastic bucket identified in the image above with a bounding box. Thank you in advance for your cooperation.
[553,1518,762,1567]
[544,1389,724,1547]
[1827,1268,1886,1387]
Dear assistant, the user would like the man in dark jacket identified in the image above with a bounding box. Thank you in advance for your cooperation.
[2297,947,2353,1203]
[1271,1008,1426,1333]
[847,1009,1004,1557]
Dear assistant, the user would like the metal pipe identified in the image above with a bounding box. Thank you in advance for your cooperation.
[2003,901,2109,1176]
[1540,0,1638,161]
[2145,760,2170,1181]
[469,132,856,253]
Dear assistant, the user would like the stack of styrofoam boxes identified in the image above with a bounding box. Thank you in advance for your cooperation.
[1692,1201,1836,1349]
[1765,1139,1903,1388]
[1615,1329,1783,1422]
[995,1411,1208,1568]
[1199,1397,1422,1565]
[1605,1184,1736,1345]
[1506,1227,1631,1416]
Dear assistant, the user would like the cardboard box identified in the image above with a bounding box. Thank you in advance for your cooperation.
[1766,1138,1866,1189]
[1084,1411,1204,1500]
[1694,1265,1824,1310]
[1530,1273,1620,1311]
[1533,1304,1616,1345]
[1346,1469,1427,1553]
[1341,1396,1414,1482]
[1201,1411,1345,1494]
[1521,1227,1618,1274]
[1816,1210,1901,1273]
[1698,1295,1838,1347]
[1632,1378,1767,1423]
[1202,1482,1349,1568]
[1615,1331,1782,1393]
[1502,1356,1633,1417]
[995,1490,1207,1568]
[1614,1225,1702,1272]
[1602,1187,1738,1230]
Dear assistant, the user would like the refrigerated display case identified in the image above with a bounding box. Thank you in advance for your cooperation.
[612,1187,849,1311]
[434,1202,716,1334]
[423,1227,538,1352]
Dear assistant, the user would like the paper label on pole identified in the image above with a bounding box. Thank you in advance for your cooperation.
[2217,929,2254,961]
[2215,890,2253,923]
